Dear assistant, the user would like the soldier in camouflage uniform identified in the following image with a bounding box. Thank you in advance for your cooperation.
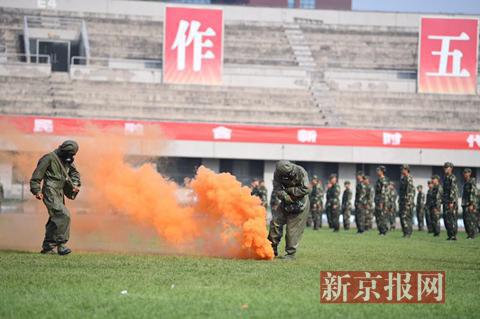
[386,182,398,230]
[374,166,389,235]
[258,180,268,210]
[267,160,310,259]
[30,140,81,255]
[326,174,341,232]
[442,162,459,241]
[398,164,415,238]
[430,175,443,237]
[462,168,477,239]
[416,185,425,231]
[354,171,367,233]
[341,181,352,230]
[425,181,434,233]
[309,175,324,230]
[250,179,262,199]
[363,176,374,231]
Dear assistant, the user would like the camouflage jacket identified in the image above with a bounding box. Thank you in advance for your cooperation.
[386,188,397,210]
[355,182,368,207]
[326,183,341,207]
[416,191,425,210]
[365,184,374,208]
[258,185,268,207]
[399,175,415,206]
[273,163,310,203]
[341,188,352,210]
[310,183,324,207]
[442,174,458,205]
[374,176,389,205]
[431,185,443,210]
[425,188,433,209]
[462,177,477,206]
[251,186,263,200]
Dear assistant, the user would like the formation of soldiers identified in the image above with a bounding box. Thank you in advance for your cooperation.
[259,162,479,248]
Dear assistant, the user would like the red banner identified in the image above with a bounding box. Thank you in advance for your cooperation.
[163,6,223,85]
[1,115,479,151]
[418,17,479,95]
[320,271,445,304]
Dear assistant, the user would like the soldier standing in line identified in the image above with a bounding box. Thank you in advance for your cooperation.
[386,182,397,230]
[374,166,389,236]
[309,175,323,230]
[341,181,352,230]
[259,180,269,210]
[430,175,443,237]
[416,185,426,231]
[398,164,415,238]
[461,168,477,239]
[326,174,341,232]
[354,171,367,234]
[442,162,459,241]
[425,181,434,233]
[363,176,374,231]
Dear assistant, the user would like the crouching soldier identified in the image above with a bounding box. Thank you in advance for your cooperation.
[267,160,310,260]
[30,140,81,255]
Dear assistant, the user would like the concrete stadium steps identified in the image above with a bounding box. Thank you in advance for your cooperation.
[318,92,480,130]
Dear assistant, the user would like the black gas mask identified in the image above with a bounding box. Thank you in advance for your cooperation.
[56,140,79,165]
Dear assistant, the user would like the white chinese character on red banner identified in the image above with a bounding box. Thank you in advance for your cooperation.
[467,134,480,148]
[297,129,317,143]
[212,126,232,140]
[33,119,53,133]
[124,123,144,136]
[172,20,216,72]
[321,272,351,302]
[426,33,471,77]
[354,272,382,302]
[383,132,402,146]
[417,272,444,302]
[384,272,413,302]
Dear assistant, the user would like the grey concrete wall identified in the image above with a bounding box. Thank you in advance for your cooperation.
[0,63,51,77]
[0,0,469,28]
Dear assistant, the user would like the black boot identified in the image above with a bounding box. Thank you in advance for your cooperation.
[57,245,72,256]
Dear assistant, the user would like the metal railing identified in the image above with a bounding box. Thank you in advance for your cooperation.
[71,56,162,69]
[0,53,51,65]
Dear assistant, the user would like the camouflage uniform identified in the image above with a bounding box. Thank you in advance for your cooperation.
[374,173,389,235]
[399,166,415,237]
[30,141,81,254]
[442,163,459,240]
[326,179,341,232]
[416,188,425,231]
[386,185,398,230]
[267,161,310,258]
[364,181,374,230]
[354,175,367,233]
[258,184,268,210]
[425,184,434,233]
[310,181,324,230]
[341,186,352,230]
[462,170,477,239]
[430,179,443,237]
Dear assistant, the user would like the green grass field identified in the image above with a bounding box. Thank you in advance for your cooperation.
[1,228,479,319]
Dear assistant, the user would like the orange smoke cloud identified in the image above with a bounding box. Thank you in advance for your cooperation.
[72,129,274,260]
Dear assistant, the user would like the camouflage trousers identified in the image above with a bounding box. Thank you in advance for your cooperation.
[365,207,373,230]
[326,204,340,231]
[416,206,425,231]
[355,205,366,233]
[342,207,351,230]
[462,205,477,239]
[311,206,323,230]
[399,204,413,237]
[443,204,458,239]
[425,206,433,233]
[386,208,396,230]
[268,198,310,256]
[430,208,441,236]
[374,205,388,235]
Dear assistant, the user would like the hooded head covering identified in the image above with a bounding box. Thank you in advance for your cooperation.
[56,140,79,163]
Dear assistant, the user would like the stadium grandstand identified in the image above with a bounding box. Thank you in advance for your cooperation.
[0,0,479,200]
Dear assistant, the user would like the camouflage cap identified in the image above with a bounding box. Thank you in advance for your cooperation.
[463,168,472,174]
[417,185,423,189]
[276,160,294,175]
[376,165,386,173]
[427,180,432,185]
[329,173,337,180]
[311,175,318,180]
[356,170,364,177]
[400,164,410,171]
[344,180,351,185]
[443,162,454,168]
[363,175,370,180]
[431,175,441,180]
